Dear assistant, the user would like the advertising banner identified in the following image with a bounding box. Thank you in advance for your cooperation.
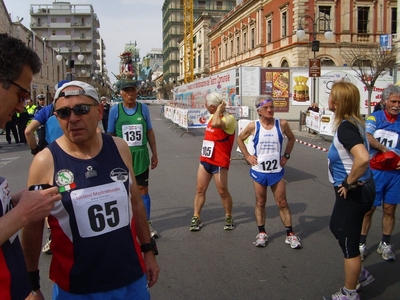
[260,68,290,112]
[173,69,238,107]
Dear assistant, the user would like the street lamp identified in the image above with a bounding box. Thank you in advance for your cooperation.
[296,15,333,104]
[56,44,84,81]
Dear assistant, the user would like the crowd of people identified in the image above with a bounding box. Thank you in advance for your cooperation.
[0,32,398,300]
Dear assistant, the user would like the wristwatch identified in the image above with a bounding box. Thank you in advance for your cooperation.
[342,177,358,190]
[284,153,290,159]
[140,237,158,255]
[30,147,40,155]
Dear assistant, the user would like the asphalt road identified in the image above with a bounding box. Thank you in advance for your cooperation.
[0,105,399,300]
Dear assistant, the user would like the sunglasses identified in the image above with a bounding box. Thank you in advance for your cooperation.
[55,104,94,119]
[9,80,31,102]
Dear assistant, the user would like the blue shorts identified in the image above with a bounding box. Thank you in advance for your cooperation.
[372,169,400,206]
[200,161,223,175]
[52,274,149,300]
[250,169,284,186]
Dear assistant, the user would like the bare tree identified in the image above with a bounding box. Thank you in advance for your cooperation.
[341,43,399,115]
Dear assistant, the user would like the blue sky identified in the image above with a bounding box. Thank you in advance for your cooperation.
[4,0,164,80]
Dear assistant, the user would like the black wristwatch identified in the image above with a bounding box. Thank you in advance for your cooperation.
[30,147,40,155]
[140,237,158,255]
[342,177,358,190]
[284,153,290,159]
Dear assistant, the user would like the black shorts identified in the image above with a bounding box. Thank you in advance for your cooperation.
[135,168,149,186]
[329,177,375,258]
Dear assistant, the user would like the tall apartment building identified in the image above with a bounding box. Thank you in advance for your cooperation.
[162,0,237,83]
[29,2,104,81]
[0,0,65,101]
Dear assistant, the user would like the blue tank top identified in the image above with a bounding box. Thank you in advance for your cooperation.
[47,134,145,294]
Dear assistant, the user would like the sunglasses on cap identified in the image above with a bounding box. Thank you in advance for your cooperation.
[55,104,94,119]
[9,80,31,102]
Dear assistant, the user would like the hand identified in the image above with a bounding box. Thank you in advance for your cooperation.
[151,155,158,169]
[15,187,62,226]
[280,156,288,167]
[337,185,348,199]
[143,252,160,288]
[246,155,258,166]
[25,290,44,300]
[214,101,226,115]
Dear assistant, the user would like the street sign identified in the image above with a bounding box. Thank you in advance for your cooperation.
[380,34,392,50]
[309,58,321,77]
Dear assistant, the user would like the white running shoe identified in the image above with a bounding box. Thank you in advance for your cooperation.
[285,233,302,249]
[359,243,367,261]
[377,241,395,261]
[254,232,268,247]
[149,221,158,238]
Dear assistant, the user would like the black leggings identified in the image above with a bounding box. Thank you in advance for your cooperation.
[330,177,375,258]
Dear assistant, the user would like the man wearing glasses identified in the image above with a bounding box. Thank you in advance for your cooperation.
[0,33,62,299]
[22,81,159,299]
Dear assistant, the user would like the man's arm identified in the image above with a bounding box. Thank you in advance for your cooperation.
[147,129,158,169]
[237,121,256,165]
[367,132,387,152]
[0,173,60,245]
[210,102,227,129]
[21,148,59,294]
[25,120,41,151]
[113,137,160,287]
[280,119,295,154]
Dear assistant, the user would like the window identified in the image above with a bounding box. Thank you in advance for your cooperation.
[267,19,272,43]
[281,11,287,37]
[198,54,201,68]
[217,1,222,10]
[230,40,233,56]
[251,28,255,49]
[243,32,247,51]
[218,45,221,61]
[51,18,56,23]
[357,7,369,34]
[65,17,71,23]
[237,36,240,54]
[318,6,331,31]
[225,42,228,59]
[198,1,206,10]
[392,8,397,34]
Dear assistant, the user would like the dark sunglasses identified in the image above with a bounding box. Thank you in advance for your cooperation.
[55,104,94,119]
[9,80,31,102]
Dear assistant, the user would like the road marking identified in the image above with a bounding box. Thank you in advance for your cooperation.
[0,157,19,168]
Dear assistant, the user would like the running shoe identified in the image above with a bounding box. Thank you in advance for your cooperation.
[223,215,235,230]
[323,288,360,300]
[42,237,52,255]
[189,216,202,231]
[285,233,302,249]
[148,221,158,239]
[356,268,374,290]
[254,232,268,247]
[359,243,367,261]
[377,241,396,261]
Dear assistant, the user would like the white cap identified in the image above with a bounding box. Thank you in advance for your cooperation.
[54,81,99,103]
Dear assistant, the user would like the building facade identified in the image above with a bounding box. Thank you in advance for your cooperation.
[207,0,398,74]
[29,2,106,83]
[0,0,65,103]
[162,0,237,83]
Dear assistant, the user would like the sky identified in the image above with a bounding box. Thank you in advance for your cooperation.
[4,0,164,82]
